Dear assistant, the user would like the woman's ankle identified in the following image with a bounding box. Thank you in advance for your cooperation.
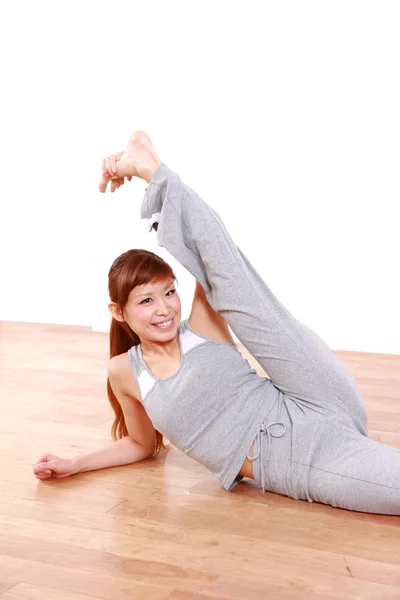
[139,157,162,183]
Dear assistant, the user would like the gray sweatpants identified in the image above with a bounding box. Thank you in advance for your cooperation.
[141,163,400,515]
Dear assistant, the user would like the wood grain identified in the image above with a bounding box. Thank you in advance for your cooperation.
[0,320,399,599]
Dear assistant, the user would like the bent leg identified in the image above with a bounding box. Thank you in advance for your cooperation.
[254,401,400,514]
[295,417,400,514]
[141,163,367,428]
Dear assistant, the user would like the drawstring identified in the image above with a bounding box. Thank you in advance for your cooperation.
[246,420,287,493]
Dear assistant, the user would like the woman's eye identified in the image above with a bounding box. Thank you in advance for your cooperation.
[141,289,175,304]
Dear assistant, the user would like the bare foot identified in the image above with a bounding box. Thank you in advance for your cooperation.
[98,131,162,193]
[117,131,161,179]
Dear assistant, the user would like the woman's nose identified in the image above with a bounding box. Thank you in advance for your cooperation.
[155,299,172,313]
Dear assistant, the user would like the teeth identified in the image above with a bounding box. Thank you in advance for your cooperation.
[155,319,173,328]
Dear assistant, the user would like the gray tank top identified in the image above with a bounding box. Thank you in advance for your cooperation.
[128,318,274,491]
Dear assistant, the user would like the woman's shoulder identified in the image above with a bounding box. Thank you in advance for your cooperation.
[108,351,143,403]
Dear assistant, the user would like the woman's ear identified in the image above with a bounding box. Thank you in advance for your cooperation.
[108,302,124,323]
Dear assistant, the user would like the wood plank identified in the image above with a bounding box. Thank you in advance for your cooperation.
[0,581,103,600]
[0,579,19,595]
[0,557,172,599]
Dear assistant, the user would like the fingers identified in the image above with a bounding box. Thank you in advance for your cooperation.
[98,173,110,194]
[33,461,51,472]
[101,155,119,191]
[110,177,126,193]
[35,454,49,464]
[104,152,122,178]
[104,156,117,178]
[33,461,53,480]
[110,154,118,175]
[35,452,56,463]
[104,156,111,177]
[112,179,120,193]
[99,152,132,193]
[35,469,52,480]
[101,158,111,179]
[103,151,125,174]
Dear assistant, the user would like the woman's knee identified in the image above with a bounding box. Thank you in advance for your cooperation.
[328,371,368,433]
[324,486,400,515]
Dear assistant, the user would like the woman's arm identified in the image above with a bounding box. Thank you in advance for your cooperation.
[76,360,158,472]
[74,435,152,473]
[190,280,235,344]
[108,355,158,450]
[33,435,153,480]
[33,358,156,480]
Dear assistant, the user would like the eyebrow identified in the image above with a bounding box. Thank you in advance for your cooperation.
[135,280,175,298]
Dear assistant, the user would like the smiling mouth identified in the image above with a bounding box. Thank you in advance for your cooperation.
[153,318,174,328]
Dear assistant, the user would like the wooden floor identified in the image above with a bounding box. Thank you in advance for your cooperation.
[0,321,399,600]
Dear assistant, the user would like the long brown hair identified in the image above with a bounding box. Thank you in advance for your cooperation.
[107,248,178,455]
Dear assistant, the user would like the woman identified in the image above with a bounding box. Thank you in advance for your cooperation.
[33,131,400,514]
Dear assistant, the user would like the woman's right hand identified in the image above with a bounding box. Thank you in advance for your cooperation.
[99,151,133,193]
[33,453,80,480]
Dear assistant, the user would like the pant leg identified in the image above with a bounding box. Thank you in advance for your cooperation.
[141,163,367,430]
[296,415,400,514]
[253,398,400,515]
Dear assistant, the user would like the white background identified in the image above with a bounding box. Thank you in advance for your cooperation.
[1,0,399,353]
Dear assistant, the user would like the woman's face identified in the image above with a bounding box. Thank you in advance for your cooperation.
[124,278,182,340]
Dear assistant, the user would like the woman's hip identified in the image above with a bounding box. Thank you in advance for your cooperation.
[249,396,360,501]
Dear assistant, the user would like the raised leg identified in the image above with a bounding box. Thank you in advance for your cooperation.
[141,163,366,426]
[140,162,368,430]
